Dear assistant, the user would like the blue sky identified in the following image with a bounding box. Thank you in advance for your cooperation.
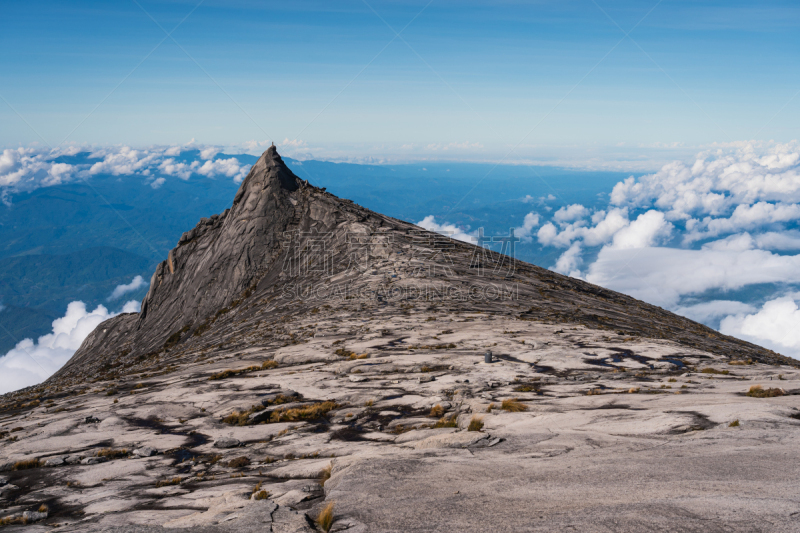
[2,0,800,167]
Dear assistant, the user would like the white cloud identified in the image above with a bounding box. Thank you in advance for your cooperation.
[609,210,673,249]
[89,146,159,176]
[672,300,757,323]
[720,294,800,358]
[532,141,800,358]
[513,212,540,243]
[610,141,800,221]
[196,157,249,183]
[45,162,74,186]
[701,233,756,252]
[0,300,140,394]
[585,247,800,309]
[0,149,19,175]
[537,207,629,248]
[0,144,257,196]
[553,204,589,223]
[685,201,800,243]
[158,158,198,180]
[0,147,51,188]
[522,194,556,204]
[754,230,800,250]
[416,215,475,243]
[281,138,307,148]
[108,275,147,301]
[242,140,272,152]
[553,242,583,278]
[200,147,219,160]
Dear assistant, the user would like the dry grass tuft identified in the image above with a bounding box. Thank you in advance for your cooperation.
[486,403,495,412]
[210,363,274,381]
[155,477,182,487]
[38,504,49,513]
[628,387,640,394]
[228,456,251,468]
[700,368,730,375]
[320,463,333,486]
[97,448,129,459]
[251,481,270,500]
[364,399,374,407]
[729,420,740,427]
[317,502,335,532]
[268,401,338,423]
[263,394,296,407]
[429,404,445,417]
[500,398,527,412]
[468,416,484,432]
[209,369,238,381]
[747,385,785,398]
[12,458,40,471]
[221,404,264,426]
[433,415,458,428]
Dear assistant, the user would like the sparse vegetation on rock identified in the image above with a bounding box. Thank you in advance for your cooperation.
[317,502,335,532]
[747,385,785,398]
[500,399,527,412]
[468,416,484,431]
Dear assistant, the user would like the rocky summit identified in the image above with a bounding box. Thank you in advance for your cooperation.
[1,147,799,532]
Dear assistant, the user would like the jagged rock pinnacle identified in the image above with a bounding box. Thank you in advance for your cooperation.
[53,150,795,382]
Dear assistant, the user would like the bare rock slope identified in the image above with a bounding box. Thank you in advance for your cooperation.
[2,147,799,532]
[57,146,791,380]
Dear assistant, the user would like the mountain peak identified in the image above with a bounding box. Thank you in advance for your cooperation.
[53,154,794,382]
[232,145,301,210]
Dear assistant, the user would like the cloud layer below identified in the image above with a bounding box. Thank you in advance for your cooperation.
[420,141,800,360]
[0,143,254,197]
[720,294,800,356]
[535,141,800,359]
[0,279,141,393]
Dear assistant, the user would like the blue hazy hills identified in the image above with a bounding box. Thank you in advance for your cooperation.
[0,150,632,353]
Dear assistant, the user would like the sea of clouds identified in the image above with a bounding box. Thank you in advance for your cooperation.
[0,297,141,395]
[0,274,152,394]
[420,141,800,359]
[0,142,255,198]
